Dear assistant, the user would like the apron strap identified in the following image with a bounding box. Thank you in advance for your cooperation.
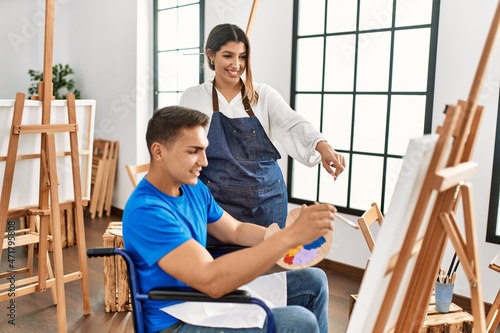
[241,84,255,117]
[212,79,255,117]
[212,81,219,112]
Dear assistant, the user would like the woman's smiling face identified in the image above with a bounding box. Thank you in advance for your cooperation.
[212,41,247,86]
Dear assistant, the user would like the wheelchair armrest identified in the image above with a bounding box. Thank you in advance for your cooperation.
[87,247,116,257]
[149,286,252,303]
[206,244,247,257]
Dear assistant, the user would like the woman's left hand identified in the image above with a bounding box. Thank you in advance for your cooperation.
[316,141,346,180]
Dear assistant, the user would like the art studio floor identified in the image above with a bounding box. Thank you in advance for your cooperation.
[0,212,363,332]
[1,212,497,332]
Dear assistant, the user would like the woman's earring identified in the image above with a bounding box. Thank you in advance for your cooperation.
[210,59,214,65]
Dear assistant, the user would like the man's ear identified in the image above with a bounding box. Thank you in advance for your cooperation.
[150,142,163,160]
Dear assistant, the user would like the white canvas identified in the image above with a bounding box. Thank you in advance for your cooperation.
[0,99,96,209]
[347,133,438,332]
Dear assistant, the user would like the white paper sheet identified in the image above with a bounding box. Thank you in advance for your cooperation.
[161,271,287,329]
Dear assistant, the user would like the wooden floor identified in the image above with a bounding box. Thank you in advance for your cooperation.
[3,212,497,332]
[1,212,363,333]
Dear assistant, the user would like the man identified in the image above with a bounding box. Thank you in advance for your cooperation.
[123,105,335,333]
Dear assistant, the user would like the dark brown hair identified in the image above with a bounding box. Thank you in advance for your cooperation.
[146,105,209,156]
[205,23,258,105]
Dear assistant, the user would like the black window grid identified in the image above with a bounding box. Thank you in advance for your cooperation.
[287,0,441,217]
[153,0,204,110]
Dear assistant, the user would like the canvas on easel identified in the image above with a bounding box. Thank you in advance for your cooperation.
[346,133,439,332]
[0,94,95,331]
[0,98,95,207]
[347,1,500,331]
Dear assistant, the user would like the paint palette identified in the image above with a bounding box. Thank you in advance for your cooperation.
[265,208,333,270]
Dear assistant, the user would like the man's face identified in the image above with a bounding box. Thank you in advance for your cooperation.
[161,126,209,187]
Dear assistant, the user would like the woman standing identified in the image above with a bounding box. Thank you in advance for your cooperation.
[179,23,345,237]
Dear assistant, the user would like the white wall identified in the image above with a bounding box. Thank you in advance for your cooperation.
[0,0,150,210]
[0,0,498,303]
[0,1,44,95]
[60,0,153,209]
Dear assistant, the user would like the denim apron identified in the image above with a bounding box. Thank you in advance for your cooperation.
[200,81,287,246]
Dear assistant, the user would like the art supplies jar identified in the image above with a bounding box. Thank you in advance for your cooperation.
[434,281,454,313]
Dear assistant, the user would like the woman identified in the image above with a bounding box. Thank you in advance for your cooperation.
[179,23,345,236]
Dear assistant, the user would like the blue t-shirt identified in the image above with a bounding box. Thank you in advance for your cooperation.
[122,177,224,333]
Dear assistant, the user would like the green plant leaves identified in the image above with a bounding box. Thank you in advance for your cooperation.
[27,63,81,99]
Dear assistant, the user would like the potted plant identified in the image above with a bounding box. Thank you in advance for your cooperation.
[28,63,82,99]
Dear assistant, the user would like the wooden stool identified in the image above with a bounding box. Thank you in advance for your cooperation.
[102,221,131,312]
[421,294,474,332]
[29,202,83,252]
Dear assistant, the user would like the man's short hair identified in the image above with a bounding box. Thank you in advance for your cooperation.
[146,105,209,154]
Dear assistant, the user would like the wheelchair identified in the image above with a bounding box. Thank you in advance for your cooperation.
[87,247,276,333]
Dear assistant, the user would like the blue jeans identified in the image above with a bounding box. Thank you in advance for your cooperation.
[169,268,329,333]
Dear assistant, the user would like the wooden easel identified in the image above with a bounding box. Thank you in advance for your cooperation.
[246,0,260,36]
[0,0,90,331]
[370,1,500,332]
[486,251,500,332]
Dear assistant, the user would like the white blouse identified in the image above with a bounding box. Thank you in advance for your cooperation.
[179,81,324,167]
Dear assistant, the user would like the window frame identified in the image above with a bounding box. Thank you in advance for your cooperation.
[486,87,500,244]
[287,0,441,216]
[153,0,205,110]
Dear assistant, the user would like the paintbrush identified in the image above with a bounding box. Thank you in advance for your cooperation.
[334,213,359,229]
[312,202,359,229]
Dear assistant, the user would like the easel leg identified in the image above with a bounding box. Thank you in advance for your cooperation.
[486,289,500,333]
[396,192,451,332]
[0,93,25,244]
[461,184,486,331]
[27,216,36,277]
[437,184,486,332]
[46,133,67,332]
[37,147,50,292]
[67,93,91,315]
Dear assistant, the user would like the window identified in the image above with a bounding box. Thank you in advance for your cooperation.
[487,88,500,244]
[154,0,204,109]
[288,0,440,216]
